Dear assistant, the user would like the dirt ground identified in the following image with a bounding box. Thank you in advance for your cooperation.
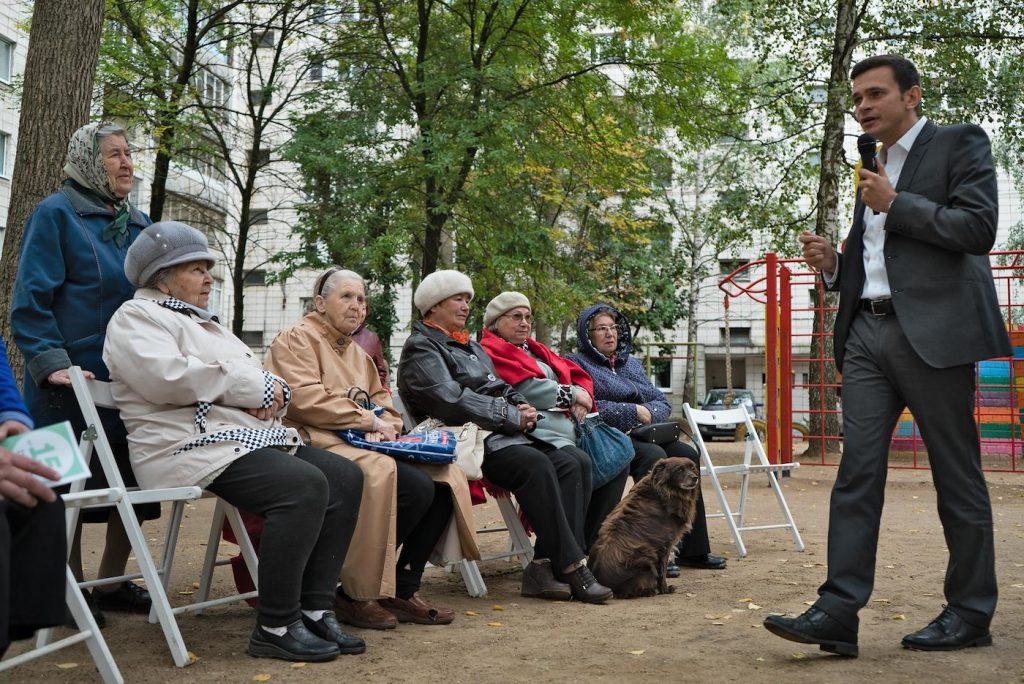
[6,442,1024,684]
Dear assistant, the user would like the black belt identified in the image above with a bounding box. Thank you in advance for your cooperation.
[859,298,895,316]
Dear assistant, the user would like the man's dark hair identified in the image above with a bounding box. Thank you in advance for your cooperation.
[851,54,921,114]
[851,54,919,90]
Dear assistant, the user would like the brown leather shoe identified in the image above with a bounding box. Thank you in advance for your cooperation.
[379,593,455,625]
[334,589,397,630]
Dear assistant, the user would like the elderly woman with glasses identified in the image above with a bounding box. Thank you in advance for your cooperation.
[397,273,612,604]
[479,292,631,551]
[264,267,478,629]
[568,303,727,573]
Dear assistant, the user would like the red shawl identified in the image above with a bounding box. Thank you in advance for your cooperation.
[480,328,594,397]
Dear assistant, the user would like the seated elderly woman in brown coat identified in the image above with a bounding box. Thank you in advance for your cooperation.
[264,267,479,629]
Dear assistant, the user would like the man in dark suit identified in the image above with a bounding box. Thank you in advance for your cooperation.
[764,54,1010,657]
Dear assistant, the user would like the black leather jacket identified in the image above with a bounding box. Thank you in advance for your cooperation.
[397,321,525,435]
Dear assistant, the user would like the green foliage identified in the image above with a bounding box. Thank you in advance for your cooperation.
[285,0,744,341]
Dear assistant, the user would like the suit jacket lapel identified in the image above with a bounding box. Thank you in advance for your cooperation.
[893,120,936,192]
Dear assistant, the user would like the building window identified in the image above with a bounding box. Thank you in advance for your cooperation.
[309,57,324,81]
[647,151,672,188]
[0,132,9,177]
[254,30,275,48]
[240,330,264,347]
[195,68,229,107]
[0,37,13,83]
[209,279,223,319]
[339,1,363,21]
[249,88,272,107]
[248,148,271,168]
[250,209,269,225]
[243,269,267,286]
[719,259,750,282]
[650,356,672,391]
[129,176,142,206]
[590,31,629,62]
[720,327,751,345]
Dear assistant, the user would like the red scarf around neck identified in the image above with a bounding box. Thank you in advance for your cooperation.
[480,328,593,396]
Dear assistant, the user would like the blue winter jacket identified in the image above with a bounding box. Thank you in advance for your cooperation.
[10,180,150,438]
[0,336,33,430]
[566,303,672,433]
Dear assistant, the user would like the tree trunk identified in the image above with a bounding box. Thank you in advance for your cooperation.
[0,0,104,381]
[806,0,865,458]
[148,146,173,221]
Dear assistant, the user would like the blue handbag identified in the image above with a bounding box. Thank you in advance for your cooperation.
[575,414,634,488]
[338,428,457,464]
[338,387,456,465]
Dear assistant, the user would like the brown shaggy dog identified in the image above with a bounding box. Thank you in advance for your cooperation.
[588,457,700,598]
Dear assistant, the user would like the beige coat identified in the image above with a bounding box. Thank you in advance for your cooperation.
[264,313,479,600]
[102,290,301,489]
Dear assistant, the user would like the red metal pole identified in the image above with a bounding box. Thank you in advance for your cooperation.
[780,265,793,466]
[765,253,779,465]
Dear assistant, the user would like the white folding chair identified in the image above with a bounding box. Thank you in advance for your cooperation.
[1,489,125,684]
[683,403,804,557]
[392,391,532,597]
[454,491,534,598]
[64,366,257,667]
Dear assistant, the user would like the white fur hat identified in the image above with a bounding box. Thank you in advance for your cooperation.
[413,269,475,316]
[483,291,531,327]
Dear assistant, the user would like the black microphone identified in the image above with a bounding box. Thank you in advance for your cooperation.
[857,133,879,214]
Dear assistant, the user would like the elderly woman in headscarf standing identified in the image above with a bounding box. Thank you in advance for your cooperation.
[11,121,156,626]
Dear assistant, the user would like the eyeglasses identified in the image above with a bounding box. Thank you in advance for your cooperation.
[589,325,618,335]
[501,312,533,324]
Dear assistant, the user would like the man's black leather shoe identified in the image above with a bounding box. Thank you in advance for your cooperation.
[248,619,340,662]
[901,607,992,651]
[677,554,727,570]
[302,611,366,655]
[763,606,858,657]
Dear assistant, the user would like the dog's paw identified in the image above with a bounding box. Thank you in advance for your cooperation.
[665,585,676,594]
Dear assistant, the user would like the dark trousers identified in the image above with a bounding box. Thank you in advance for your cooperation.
[393,460,453,598]
[1,498,66,656]
[206,446,363,627]
[584,437,711,557]
[815,312,996,632]
[482,442,591,570]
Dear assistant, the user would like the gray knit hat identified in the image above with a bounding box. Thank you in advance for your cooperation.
[483,291,531,327]
[413,269,474,316]
[124,221,217,288]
